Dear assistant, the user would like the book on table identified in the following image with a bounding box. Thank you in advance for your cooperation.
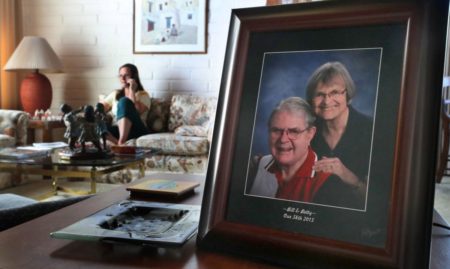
[127,179,200,198]
[110,146,155,156]
[0,147,49,159]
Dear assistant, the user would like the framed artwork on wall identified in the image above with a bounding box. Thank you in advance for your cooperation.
[197,1,448,268]
[133,0,207,54]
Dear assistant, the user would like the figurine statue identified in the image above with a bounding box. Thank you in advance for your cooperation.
[60,104,83,151]
[95,102,108,150]
[59,103,113,160]
[78,105,103,153]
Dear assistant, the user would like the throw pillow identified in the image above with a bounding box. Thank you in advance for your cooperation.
[146,98,171,133]
[168,95,215,131]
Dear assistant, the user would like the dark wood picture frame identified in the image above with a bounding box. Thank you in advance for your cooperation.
[197,1,449,268]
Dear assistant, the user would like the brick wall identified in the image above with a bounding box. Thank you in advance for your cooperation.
[20,0,265,112]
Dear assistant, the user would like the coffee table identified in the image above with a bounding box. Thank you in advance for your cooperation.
[0,149,151,194]
[0,172,447,269]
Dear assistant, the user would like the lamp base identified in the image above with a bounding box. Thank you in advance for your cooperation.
[20,71,52,114]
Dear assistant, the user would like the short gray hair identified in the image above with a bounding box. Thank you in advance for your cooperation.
[305,61,356,104]
[268,97,316,128]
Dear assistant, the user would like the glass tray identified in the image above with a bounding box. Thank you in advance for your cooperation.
[50,200,200,247]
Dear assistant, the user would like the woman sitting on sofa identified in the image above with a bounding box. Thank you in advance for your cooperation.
[101,63,151,145]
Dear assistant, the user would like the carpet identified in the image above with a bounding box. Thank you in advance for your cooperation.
[0,178,120,201]
[434,176,450,223]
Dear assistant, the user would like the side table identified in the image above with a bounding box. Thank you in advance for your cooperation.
[27,119,65,144]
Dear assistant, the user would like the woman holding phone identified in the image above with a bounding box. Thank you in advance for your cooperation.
[101,63,151,145]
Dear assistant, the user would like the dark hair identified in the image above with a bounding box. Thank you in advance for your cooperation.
[84,105,95,122]
[116,63,145,101]
[95,102,105,113]
[305,61,356,105]
[60,103,72,114]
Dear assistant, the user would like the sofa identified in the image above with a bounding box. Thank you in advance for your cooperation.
[0,95,217,189]
[0,109,29,189]
[136,94,217,174]
[97,94,217,184]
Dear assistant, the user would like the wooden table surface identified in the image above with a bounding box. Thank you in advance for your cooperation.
[0,173,448,269]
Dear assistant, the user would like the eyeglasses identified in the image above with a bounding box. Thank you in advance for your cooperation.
[118,74,131,79]
[313,89,346,100]
[270,127,309,140]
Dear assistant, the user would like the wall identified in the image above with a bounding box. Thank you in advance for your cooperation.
[20,0,266,112]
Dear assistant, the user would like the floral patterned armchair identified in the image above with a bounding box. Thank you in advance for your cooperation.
[0,109,29,189]
[0,109,28,147]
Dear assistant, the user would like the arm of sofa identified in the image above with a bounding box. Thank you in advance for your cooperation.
[164,95,217,142]
[0,109,29,146]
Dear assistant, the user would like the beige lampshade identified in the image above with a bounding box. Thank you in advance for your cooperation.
[3,36,63,72]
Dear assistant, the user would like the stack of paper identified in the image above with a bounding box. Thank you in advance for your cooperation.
[32,142,68,150]
[0,147,49,159]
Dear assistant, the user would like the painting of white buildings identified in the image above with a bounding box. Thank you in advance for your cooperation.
[134,0,206,53]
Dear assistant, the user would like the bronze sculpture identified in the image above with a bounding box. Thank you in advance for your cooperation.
[60,103,111,159]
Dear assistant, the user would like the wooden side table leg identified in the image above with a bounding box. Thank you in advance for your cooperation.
[27,128,36,144]
[90,166,97,194]
[42,128,52,142]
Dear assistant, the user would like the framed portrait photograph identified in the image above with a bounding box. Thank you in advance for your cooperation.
[133,0,207,54]
[197,1,449,268]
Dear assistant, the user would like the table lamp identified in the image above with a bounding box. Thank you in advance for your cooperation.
[3,36,63,114]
